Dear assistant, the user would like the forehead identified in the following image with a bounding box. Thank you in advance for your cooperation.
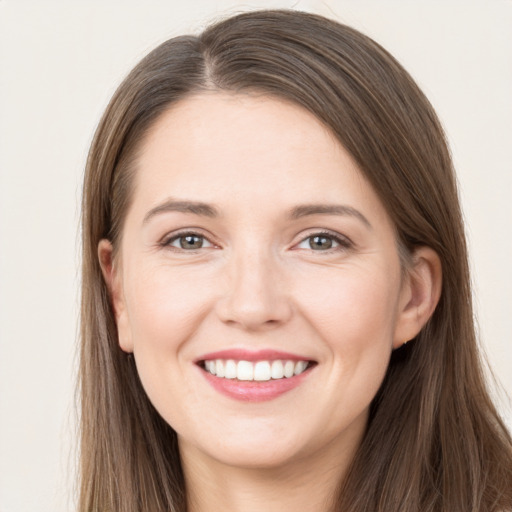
[130,92,389,223]
[138,91,342,172]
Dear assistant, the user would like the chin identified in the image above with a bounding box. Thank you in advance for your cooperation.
[205,442,307,471]
[179,421,316,471]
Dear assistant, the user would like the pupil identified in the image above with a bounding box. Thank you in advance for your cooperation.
[310,235,332,250]
[181,235,202,249]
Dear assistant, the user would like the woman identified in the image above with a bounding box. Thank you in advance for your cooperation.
[79,9,512,512]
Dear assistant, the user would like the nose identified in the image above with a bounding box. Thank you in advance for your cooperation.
[215,247,293,331]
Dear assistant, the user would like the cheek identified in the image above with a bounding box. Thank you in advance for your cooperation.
[122,264,217,424]
[291,265,399,430]
[293,261,399,410]
[124,263,216,355]
[294,262,401,347]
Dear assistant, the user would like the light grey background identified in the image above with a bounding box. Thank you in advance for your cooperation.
[1,1,511,511]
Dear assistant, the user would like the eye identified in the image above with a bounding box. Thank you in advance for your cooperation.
[164,232,214,251]
[296,231,351,252]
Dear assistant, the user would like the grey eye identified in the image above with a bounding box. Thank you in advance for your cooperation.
[167,233,213,250]
[308,235,334,250]
[179,235,204,249]
[296,232,351,252]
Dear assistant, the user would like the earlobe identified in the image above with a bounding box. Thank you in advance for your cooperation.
[393,246,442,349]
[97,239,134,353]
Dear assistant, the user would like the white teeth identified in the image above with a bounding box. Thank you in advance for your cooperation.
[271,360,284,379]
[203,359,310,381]
[215,360,225,378]
[224,359,237,379]
[237,360,254,381]
[283,360,295,378]
[294,361,307,375]
[254,361,271,381]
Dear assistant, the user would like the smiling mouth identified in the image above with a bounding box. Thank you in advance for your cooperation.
[199,359,316,381]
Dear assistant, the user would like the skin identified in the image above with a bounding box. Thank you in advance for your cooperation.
[99,92,441,512]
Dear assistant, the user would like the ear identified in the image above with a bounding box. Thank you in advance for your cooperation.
[98,239,134,353]
[393,246,442,349]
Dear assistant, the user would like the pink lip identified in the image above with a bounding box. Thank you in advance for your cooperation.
[196,349,313,363]
[198,367,314,402]
[194,349,316,402]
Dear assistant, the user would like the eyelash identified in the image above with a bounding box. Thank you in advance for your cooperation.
[161,230,215,252]
[160,229,353,253]
[295,230,353,252]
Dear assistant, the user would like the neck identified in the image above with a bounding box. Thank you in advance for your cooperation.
[180,423,364,512]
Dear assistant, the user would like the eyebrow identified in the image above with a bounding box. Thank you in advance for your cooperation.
[290,204,372,229]
[143,199,219,224]
[143,199,371,229]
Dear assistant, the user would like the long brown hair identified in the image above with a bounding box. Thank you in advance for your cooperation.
[79,9,512,511]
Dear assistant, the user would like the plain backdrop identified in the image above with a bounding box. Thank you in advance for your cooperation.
[0,1,511,511]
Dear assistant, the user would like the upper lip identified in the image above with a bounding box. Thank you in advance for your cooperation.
[195,349,316,363]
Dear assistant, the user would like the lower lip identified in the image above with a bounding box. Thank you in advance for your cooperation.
[199,366,313,402]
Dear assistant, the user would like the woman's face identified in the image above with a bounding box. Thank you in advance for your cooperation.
[103,93,416,471]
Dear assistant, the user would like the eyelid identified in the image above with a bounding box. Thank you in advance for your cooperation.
[293,229,353,251]
[160,228,219,250]
[158,227,353,252]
